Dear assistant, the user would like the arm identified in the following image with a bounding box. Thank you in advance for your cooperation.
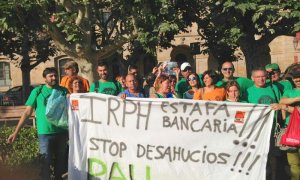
[7,106,34,144]
[279,96,300,105]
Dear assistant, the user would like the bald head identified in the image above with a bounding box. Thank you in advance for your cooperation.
[125,74,138,91]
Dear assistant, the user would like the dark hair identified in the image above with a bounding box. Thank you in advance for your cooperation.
[145,73,156,86]
[68,76,84,93]
[202,69,220,85]
[186,73,201,88]
[97,61,108,68]
[128,65,138,72]
[42,67,57,78]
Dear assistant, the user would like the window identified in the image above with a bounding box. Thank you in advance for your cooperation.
[0,62,11,86]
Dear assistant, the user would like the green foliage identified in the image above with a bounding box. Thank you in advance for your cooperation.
[0,126,39,166]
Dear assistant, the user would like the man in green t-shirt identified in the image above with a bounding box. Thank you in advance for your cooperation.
[7,67,69,180]
[217,61,253,100]
[265,63,293,94]
[245,67,285,180]
[175,62,193,98]
[90,61,121,95]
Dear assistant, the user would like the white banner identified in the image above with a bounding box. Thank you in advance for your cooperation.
[68,93,274,180]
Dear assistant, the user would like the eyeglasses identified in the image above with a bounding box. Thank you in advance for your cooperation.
[222,67,234,71]
[188,77,197,81]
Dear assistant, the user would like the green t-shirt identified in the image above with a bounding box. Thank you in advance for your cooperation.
[246,84,281,104]
[266,80,293,95]
[246,84,281,133]
[26,85,68,135]
[175,78,190,99]
[175,74,204,99]
[216,76,253,101]
[90,81,121,95]
[282,89,300,125]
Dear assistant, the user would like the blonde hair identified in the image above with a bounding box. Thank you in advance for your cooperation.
[153,74,169,92]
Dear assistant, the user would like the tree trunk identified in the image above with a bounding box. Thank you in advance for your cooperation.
[76,58,97,84]
[20,35,31,104]
[239,39,271,78]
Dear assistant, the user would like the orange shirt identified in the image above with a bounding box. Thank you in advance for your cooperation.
[60,75,90,93]
[193,87,226,101]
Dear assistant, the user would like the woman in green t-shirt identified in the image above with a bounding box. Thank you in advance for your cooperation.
[150,74,171,98]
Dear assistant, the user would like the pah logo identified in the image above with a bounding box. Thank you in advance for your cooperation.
[71,100,79,110]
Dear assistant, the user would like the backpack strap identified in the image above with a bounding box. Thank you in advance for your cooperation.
[94,81,100,93]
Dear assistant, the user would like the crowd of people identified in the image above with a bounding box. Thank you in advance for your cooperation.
[6,59,300,180]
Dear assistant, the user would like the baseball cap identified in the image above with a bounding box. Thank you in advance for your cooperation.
[180,62,192,71]
[265,63,280,71]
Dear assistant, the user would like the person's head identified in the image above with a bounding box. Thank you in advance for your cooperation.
[265,63,281,82]
[43,67,58,87]
[221,61,235,80]
[97,61,109,80]
[128,65,138,77]
[68,76,84,93]
[125,74,138,91]
[145,73,156,86]
[225,80,240,101]
[202,69,219,87]
[154,74,171,94]
[64,61,79,76]
[251,67,267,88]
[180,62,192,79]
[169,75,177,88]
[115,75,126,88]
[186,73,201,89]
[291,67,300,88]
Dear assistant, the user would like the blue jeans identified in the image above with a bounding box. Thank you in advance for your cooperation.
[38,133,68,180]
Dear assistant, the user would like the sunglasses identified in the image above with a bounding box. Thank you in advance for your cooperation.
[222,67,234,71]
[188,77,197,81]
[182,67,192,72]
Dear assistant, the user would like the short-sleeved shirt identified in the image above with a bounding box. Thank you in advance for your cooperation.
[175,74,204,98]
[282,89,300,125]
[193,87,226,101]
[60,75,90,93]
[245,84,281,104]
[118,89,144,98]
[26,85,68,135]
[90,81,121,95]
[266,80,293,95]
[216,76,253,101]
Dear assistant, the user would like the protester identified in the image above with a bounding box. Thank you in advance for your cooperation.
[167,75,178,98]
[265,63,293,94]
[225,80,243,102]
[115,75,126,92]
[128,64,144,93]
[217,61,253,100]
[183,73,202,99]
[143,72,157,98]
[118,74,144,98]
[150,74,171,98]
[245,67,284,180]
[7,67,69,180]
[193,69,225,101]
[60,61,90,93]
[279,67,300,180]
[89,61,121,95]
[68,76,85,93]
[175,62,193,98]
